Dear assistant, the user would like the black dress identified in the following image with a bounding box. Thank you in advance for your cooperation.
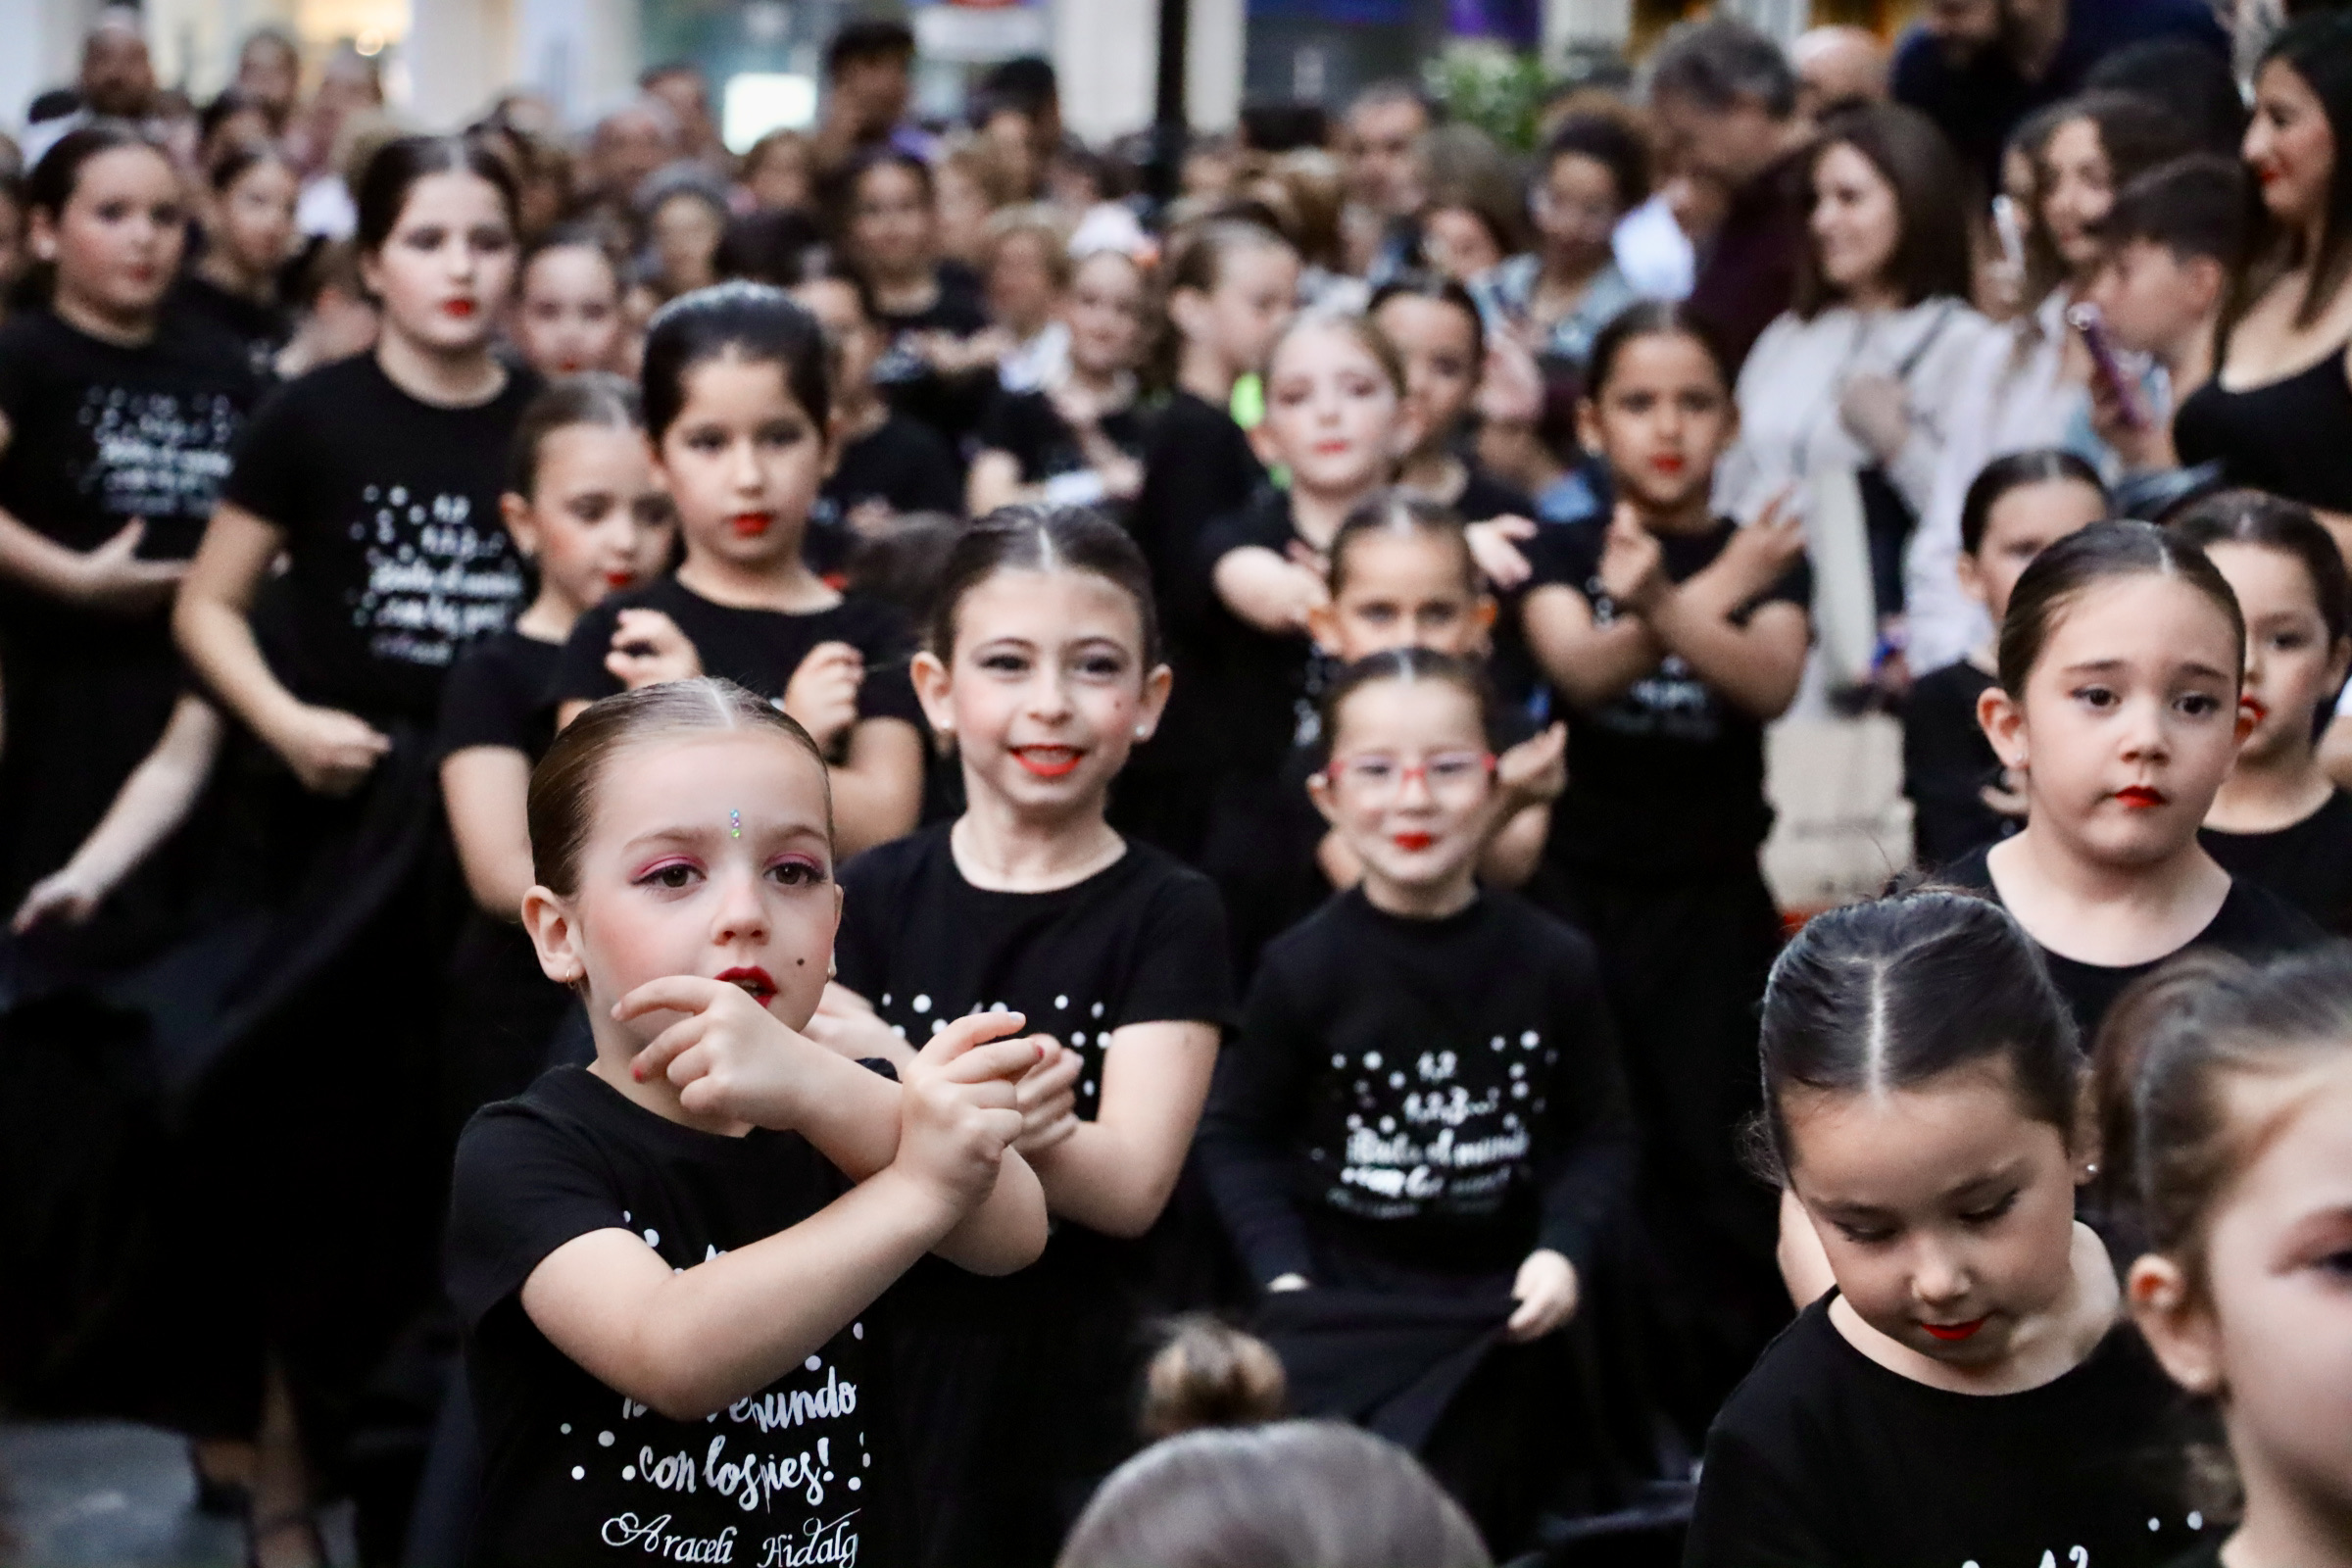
[2199,789,2352,935]
[831,826,1235,1568]
[2174,343,2352,515]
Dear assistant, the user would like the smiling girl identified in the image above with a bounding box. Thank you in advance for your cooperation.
[447,677,1048,1568]
[1690,889,2211,1568]
[1943,521,2319,1040]
[552,282,927,857]
[812,505,1233,1565]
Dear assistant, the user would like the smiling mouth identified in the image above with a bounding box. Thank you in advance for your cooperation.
[1392,831,1435,852]
[729,513,772,538]
[1012,746,1083,778]
[1921,1317,1987,1343]
[2114,786,2168,809]
[715,966,776,1003]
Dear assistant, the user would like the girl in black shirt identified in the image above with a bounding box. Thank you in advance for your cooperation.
[1199,649,1634,1556]
[174,141,298,383]
[1691,890,2212,1568]
[1370,273,1538,527]
[1944,522,2320,1043]
[834,148,996,452]
[819,509,1236,1566]
[551,282,928,857]
[2177,492,2352,932]
[445,677,1049,1568]
[1517,302,1811,1431]
[437,375,675,1125]
[0,125,260,964]
[967,249,1151,516]
[1904,450,2108,870]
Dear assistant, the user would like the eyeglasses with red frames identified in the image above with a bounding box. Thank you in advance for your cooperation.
[1322,749,1496,799]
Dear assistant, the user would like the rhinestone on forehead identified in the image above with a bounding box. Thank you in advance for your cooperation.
[730,808,741,839]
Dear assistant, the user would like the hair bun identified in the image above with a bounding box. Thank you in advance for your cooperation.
[1139,1315,1287,1440]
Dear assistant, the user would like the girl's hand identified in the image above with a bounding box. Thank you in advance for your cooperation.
[896,1011,1042,1212]
[781,641,864,753]
[269,704,392,796]
[1012,1040,1084,1155]
[1597,506,1667,614]
[1475,334,1544,429]
[13,865,107,931]
[1494,722,1567,809]
[1711,490,1807,608]
[1981,767,2030,820]
[806,982,912,1064]
[1838,372,1912,464]
[1505,1248,1579,1341]
[617,975,826,1125]
[1465,515,1538,591]
[605,610,703,691]
[68,519,188,613]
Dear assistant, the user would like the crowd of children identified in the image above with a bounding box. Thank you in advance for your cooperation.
[2,10,2352,1568]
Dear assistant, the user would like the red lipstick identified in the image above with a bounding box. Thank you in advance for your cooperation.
[1922,1317,1987,1343]
[2241,696,2271,726]
[443,299,476,318]
[605,571,636,589]
[1651,454,1686,475]
[1012,746,1082,779]
[715,965,776,1003]
[729,512,772,538]
[2114,785,2168,809]
[1392,831,1435,853]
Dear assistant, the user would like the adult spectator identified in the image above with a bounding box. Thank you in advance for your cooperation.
[1792,26,1889,123]
[1890,0,2229,192]
[1647,18,1813,373]
[22,10,158,168]
[2175,9,2352,544]
[1339,80,1433,279]
[640,61,725,168]
[581,99,681,222]
[232,27,302,134]
[1473,114,1651,385]
[973,56,1061,198]
[812,19,932,172]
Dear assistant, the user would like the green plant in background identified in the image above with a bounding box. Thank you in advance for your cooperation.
[1424,39,1551,153]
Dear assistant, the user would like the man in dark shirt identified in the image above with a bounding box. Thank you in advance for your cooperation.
[1891,0,2230,191]
[1646,19,1812,375]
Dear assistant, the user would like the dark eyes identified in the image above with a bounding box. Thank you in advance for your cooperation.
[770,859,826,887]
[1959,1191,2020,1227]
[638,861,699,890]
[2179,693,2224,717]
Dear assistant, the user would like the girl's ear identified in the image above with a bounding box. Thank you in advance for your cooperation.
[2126,1253,2226,1396]
[1574,398,1601,457]
[821,409,845,482]
[1305,764,1343,828]
[519,885,588,988]
[27,208,58,265]
[1133,662,1175,741]
[500,491,541,560]
[1977,683,2027,772]
[2327,634,2352,697]
[1247,417,1282,468]
[1166,284,1207,348]
[1472,593,1498,644]
[909,649,955,736]
[357,244,386,306]
[1305,598,1344,656]
[1954,549,1989,610]
[1386,397,1429,465]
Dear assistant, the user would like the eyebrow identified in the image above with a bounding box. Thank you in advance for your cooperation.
[620,819,829,853]
[2056,659,2235,682]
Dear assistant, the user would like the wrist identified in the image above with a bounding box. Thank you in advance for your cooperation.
[863,1163,968,1250]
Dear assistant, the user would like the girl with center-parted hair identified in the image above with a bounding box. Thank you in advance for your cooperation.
[172,140,301,382]
[1938,520,2321,1041]
[1690,889,2216,1568]
[166,132,537,1564]
[1716,102,1995,684]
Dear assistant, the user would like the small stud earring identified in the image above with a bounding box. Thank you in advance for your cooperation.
[1134,724,1151,740]
[827,955,837,979]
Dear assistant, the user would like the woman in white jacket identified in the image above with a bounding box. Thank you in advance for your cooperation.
[1719,104,1993,690]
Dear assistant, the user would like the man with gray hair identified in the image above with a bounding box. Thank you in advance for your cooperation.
[1646,17,1811,372]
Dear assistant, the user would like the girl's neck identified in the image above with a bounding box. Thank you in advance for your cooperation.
[1176,343,1237,409]
[1065,359,1130,404]
[1988,815,2233,965]
[52,286,157,348]
[376,327,506,407]
[196,245,271,305]
[949,801,1125,893]
[1539,246,1605,295]
[676,546,837,614]
[1628,490,1715,537]
[2221,1436,2352,1568]
[514,586,585,644]
[1290,478,1382,551]
[1360,863,1478,921]
[2207,742,2335,834]
[1396,448,1465,502]
[870,268,938,316]
[590,1050,752,1137]
[1829,1220,2117,1396]
[1841,277,1902,316]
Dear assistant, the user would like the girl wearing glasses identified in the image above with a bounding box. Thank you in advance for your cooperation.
[1518,300,1812,1440]
[1199,645,1635,1558]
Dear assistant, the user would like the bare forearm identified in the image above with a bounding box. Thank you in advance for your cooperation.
[1025,1118,1186,1238]
[59,698,222,892]
[176,592,303,741]
[1213,548,1316,635]
[933,1152,1048,1273]
[1642,591,1803,720]
[1538,615,1662,710]
[0,508,90,600]
[1479,804,1548,890]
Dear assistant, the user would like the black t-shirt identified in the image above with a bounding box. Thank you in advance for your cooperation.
[171,271,291,385]
[435,629,563,762]
[1452,466,1534,525]
[1200,887,1635,1286]
[1944,842,2323,1039]
[552,576,923,734]
[871,273,994,450]
[220,354,536,723]
[1904,659,2011,871]
[2200,789,2352,936]
[805,414,964,577]
[832,824,1235,1309]
[447,1067,910,1568]
[1196,489,1323,777]
[1687,1294,2212,1568]
[974,387,1147,489]
[1132,390,1263,632]
[1526,515,1811,876]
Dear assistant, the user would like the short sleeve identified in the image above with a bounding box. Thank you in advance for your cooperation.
[1113,868,1237,1033]
[445,1102,631,1328]
[1684,1424,1844,1568]
[219,381,313,528]
[436,644,528,758]
[1522,520,1603,595]
[551,602,626,707]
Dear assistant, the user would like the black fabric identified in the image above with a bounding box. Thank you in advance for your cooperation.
[0,306,260,924]
[447,1066,910,1568]
[1452,467,1534,525]
[170,271,291,385]
[2173,345,2352,515]
[1195,488,1320,778]
[975,387,1146,488]
[2200,789,2352,935]
[806,414,966,578]
[552,576,922,732]
[220,354,536,724]
[1687,1294,2214,1568]
[1943,842,2324,1039]
[434,629,562,762]
[871,272,994,450]
[1200,887,1634,1288]
[1902,659,2010,871]
[830,825,1235,1568]
[1527,514,1810,876]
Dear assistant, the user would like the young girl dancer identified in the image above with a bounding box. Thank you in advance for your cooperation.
[817,506,1235,1566]
[1199,648,1634,1555]
[172,134,535,1563]
[1517,300,1810,1432]
[2110,948,2352,1568]
[552,282,927,857]
[1903,450,2108,869]
[447,677,1049,1568]
[509,228,627,379]
[438,374,674,1122]
[176,141,299,381]
[1369,273,1534,523]
[0,124,261,967]
[1690,890,2212,1567]
[1949,521,2319,1038]
[2176,492,2352,932]
[967,248,1151,516]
